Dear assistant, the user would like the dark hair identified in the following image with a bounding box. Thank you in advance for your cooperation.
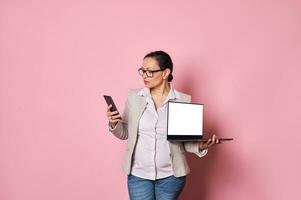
[144,50,173,82]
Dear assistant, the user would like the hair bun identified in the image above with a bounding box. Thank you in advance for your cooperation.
[168,74,173,82]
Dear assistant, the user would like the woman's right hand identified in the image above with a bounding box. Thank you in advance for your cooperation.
[107,104,122,128]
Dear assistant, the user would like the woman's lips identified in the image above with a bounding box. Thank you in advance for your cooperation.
[144,80,149,84]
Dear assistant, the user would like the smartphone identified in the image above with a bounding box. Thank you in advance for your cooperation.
[103,95,120,117]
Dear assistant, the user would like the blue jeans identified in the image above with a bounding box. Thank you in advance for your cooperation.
[127,174,186,200]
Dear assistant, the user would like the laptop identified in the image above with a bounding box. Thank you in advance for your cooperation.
[167,101,204,141]
[167,101,233,142]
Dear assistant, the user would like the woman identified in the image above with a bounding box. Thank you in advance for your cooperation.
[107,51,219,200]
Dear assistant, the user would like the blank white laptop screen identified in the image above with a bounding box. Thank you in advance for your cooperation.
[167,101,203,136]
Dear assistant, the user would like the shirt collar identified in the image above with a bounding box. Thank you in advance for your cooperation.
[137,84,180,101]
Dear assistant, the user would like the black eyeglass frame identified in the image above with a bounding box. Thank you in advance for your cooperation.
[138,67,165,77]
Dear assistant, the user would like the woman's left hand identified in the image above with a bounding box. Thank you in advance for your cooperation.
[199,134,219,150]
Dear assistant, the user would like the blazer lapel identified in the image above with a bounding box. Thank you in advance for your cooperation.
[135,96,147,120]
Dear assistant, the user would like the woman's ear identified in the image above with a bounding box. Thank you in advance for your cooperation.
[163,68,171,79]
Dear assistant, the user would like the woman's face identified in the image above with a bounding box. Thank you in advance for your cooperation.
[141,57,169,88]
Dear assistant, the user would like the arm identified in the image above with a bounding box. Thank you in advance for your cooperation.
[183,132,219,157]
[183,142,208,158]
[108,94,130,140]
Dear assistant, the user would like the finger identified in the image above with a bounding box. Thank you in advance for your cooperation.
[208,138,215,146]
[111,113,121,118]
[211,135,216,143]
[205,139,212,146]
[208,140,215,147]
[107,114,118,120]
[107,104,112,112]
[211,136,217,144]
[213,134,218,142]
[213,135,220,145]
[112,111,119,115]
[212,134,216,140]
[111,114,122,120]
[107,110,118,117]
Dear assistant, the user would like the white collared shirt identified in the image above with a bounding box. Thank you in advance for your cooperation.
[130,85,180,180]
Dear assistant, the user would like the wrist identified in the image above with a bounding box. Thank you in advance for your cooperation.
[198,143,206,151]
[109,121,117,129]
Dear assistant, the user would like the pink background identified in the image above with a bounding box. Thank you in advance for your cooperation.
[1,0,300,199]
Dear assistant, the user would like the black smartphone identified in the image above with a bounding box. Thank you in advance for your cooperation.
[103,95,120,116]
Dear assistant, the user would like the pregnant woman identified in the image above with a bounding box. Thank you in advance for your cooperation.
[106,50,219,200]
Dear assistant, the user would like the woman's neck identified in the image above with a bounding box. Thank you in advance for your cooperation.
[150,82,170,97]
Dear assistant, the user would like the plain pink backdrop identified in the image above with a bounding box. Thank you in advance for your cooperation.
[1,0,300,199]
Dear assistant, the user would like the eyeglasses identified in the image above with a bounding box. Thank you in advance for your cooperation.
[138,67,164,77]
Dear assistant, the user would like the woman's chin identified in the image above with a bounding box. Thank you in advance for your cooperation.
[143,81,151,87]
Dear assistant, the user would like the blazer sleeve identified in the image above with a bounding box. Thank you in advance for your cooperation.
[183,95,208,157]
[108,92,130,140]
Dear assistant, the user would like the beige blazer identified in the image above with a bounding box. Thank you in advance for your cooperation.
[109,89,208,177]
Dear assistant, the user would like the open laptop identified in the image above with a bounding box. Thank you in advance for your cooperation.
[167,101,204,141]
[167,101,233,142]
